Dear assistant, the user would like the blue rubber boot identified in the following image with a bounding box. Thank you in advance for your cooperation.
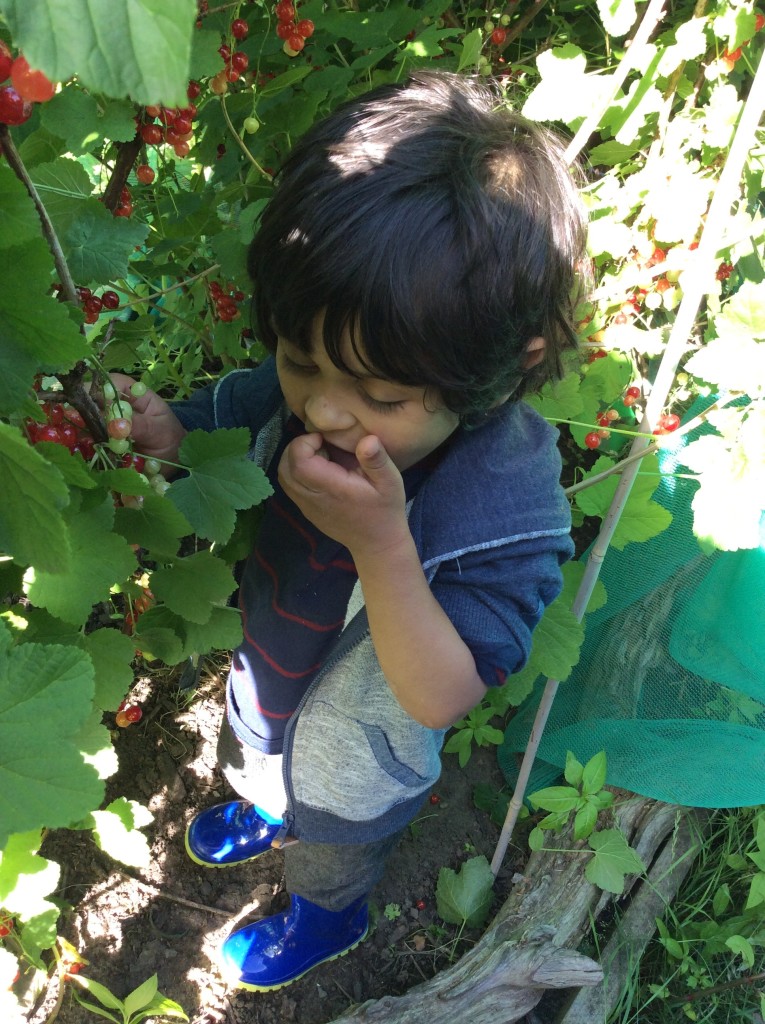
[219,893,369,991]
[185,801,282,868]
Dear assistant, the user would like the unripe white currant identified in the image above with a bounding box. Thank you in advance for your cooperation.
[130,381,147,397]
[108,437,131,455]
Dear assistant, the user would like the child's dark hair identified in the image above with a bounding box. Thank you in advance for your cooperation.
[247,71,587,423]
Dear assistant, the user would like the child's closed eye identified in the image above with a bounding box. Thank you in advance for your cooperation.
[359,391,406,414]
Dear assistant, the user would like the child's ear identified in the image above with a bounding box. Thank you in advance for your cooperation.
[523,336,546,369]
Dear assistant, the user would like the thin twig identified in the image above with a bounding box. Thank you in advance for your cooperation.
[116,870,236,918]
[220,94,273,179]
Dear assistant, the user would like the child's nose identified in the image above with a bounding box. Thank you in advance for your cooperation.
[303,392,355,432]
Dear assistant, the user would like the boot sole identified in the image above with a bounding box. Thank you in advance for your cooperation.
[227,926,369,992]
[184,831,272,869]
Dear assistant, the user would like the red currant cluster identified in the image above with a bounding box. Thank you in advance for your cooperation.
[722,12,765,70]
[115,697,144,726]
[0,913,13,938]
[210,42,250,94]
[26,400,96,458]
[622,385,641,408]
[79,286,120,320]
[716,261,734,280]
[138,100,198,159]
[653,413,680,435]
[0,43,55,126]
[209,279,246,322]
[274,2,315,56]
[114,185,134,218]
[586,348,608,364]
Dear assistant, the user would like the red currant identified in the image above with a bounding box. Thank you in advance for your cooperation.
[136,164,155,185]
[0,85,33,126]
[10,55,55,102]
[218,43,231,61]
[584,432,601,449]
[287,34,305,51]
[625,386,641,399]
[107,417,132,440]
[276,1,296,21]
[37,425,63,444]
[296,19,315,37]
[140,123,163,145]
[756,14,765,31]
[0,916,13,938]
[124,705,143,723]
[276,22,294,39]
[59,425,78,448]
[43,401,65,426]
[723,46,742,62]
[231,18,249,40]
[187,80,201,99]
[0,41,13,82]
[231,52,249,73]
[659,413,680,432]
[115,710,131,728]
[174,141,190,158]
[121,452,146,472]
[491,27,507,45]
[415,899,426,911]
[114,202,133,218]
[144,104,161,118]
[101,290,120,310]
[429,793,441,805]
[174,114,193,134]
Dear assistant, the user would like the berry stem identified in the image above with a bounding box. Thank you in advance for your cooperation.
[219,95,273,179]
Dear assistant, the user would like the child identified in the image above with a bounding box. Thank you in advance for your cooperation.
[117,70,587,991]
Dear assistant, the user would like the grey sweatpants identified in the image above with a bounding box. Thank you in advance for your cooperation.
[217,714,404,911]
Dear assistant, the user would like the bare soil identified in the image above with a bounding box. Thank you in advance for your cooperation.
[34,657,520,1024]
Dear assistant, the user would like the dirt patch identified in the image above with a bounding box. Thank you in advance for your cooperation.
[33,657,520,1024]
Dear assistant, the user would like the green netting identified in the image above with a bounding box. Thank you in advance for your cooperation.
[499,405,765,809]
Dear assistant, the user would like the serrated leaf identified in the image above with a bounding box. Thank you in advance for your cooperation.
[114,494,192,557]
[585,829,645,894]
[0,0,197,106]
[76,709,119,782]
[0,644,102,847]
[82,629,137,712]
[150,551,235,625]
[169,429,273,543]
[91,806,151,870]
[0,830,59,919]
[523,596,585,683]
[559,561,607,615]
[526,371,585,423]
[575,454,673,549]
[0,424,72,574]
[39,89,101,153]
[35,442,99,489]
[0,241,89,414]
[131,606,185,664]
[98,100,141,143]
[0,164,41,249]
[25,492,137,624]
[528,785,580,814]
[63,205,149,285]
[436,855,494,928]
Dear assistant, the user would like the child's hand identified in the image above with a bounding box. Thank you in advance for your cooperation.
[106,374,187,476]
[278,433,409,556]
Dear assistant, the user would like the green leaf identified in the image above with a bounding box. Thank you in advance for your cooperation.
[559,561,607,615]
[0,643,102,847]
[25,493,137,625]
[528,826,545,851]
[596,0,637,38]
[588,141,639,166]
[131,606,185,665]
[457,28,483,72]
[522,596,585,683]
[39,89,101,154]
[71,974,125,1012]
[436,855,494,928]
[0,830,60,920]
[0,424,72,574]
[0,164,41,249]
[0,242,89,415]
[0,0,197,106]
[91,803,152,869]
[133,994,189,1022]
[725,935,755,968]
[585,829,645,894]
[581,751,608,795]
[114,495,192,557]
[574,802,599,841]
[72,995,121,1023]
[82,629,137,712]
[150,551,235,625]
[575,454,673,549]
[123,974,159,1019]
[564,750,584,787]
[745,872,765,911]
[526,371,584,423]
[169,429,273,544]
[63,205,149,285]
[712,883,731,918]
[528,785,580,814]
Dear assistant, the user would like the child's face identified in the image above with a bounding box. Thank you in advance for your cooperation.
[275,318,459,472]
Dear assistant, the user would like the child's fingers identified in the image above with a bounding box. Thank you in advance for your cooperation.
[355,437,402,495]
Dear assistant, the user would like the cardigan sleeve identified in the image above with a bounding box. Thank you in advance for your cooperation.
[430,534,572,687]
[171,359,283,442]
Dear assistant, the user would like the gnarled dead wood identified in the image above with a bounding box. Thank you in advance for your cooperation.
[327,796,692,1024]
